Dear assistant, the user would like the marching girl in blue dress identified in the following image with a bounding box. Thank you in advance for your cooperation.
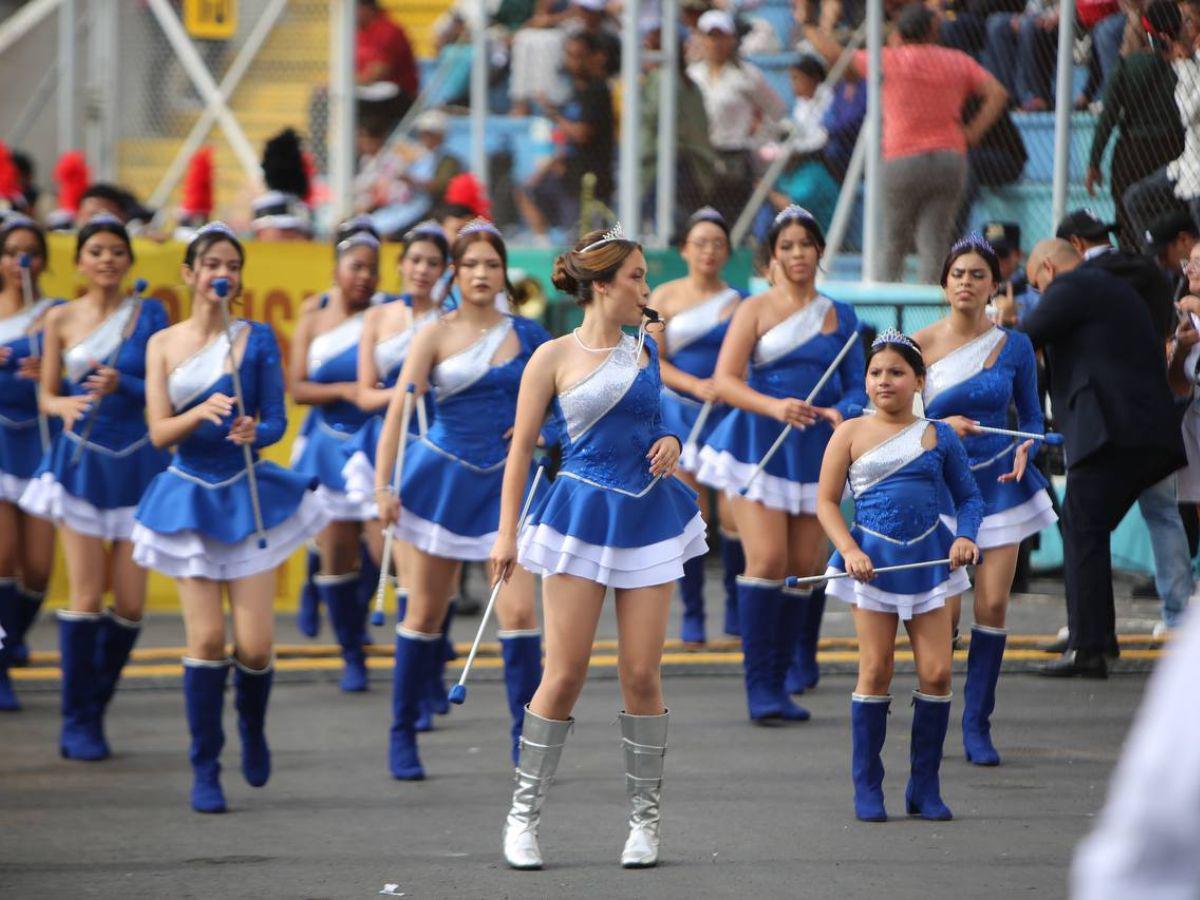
[914,235,1057,767]
[288,227,383,692]
[20,214,171,760]
[490,226,704,870]
[292,217,389,641]
[696,206,866,723]
[816,330,982,822]
[131,224,329,813]
[341,222,446,725]
[374,220,548,780]
[0,215,62,711]
[650,207,744,646]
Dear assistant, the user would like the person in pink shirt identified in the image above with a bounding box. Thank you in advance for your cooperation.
[807,4,1008,282]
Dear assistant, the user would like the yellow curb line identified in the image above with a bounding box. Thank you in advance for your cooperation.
[10,647,1164,681]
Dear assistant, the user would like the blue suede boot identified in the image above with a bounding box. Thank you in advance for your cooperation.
[962,625,1006,766]
[234,658,273,787]
[0,579,23,711]
[318,572,368,692]
[394,591,433,733]
[774,588,810,721]
[787,585,825,694]
[297,545,321,638]
[428,600,456,717]
[719,533,744,636]
[58,612,109,761]
[678,555,707,645]
[499,630,543,766]
[184,659,229,813]
[94,609,142,715]
[8,584,45,670]
[738,577,785,723]
[390,627,440,780]
[356,542,379,646]
[905,692,954,820]
[850,694,890,822]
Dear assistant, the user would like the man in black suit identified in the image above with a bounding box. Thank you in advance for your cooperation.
[1023,239,1186,678]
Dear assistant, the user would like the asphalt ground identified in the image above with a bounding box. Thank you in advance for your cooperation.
[0,570,1173,899]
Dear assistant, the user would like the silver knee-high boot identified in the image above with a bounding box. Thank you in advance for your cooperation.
[503,705,572,870]
[619,709,669,868]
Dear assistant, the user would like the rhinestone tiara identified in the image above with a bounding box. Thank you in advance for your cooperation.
[457,218,501,238]
[871,327,920,354]
[949,232,997,257]
[336,232,381,255]
[773,204,816,227]
[188,221,238,243]
[581,221,628,253]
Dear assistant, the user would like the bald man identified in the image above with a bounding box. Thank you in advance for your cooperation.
[1023,239,1186,678]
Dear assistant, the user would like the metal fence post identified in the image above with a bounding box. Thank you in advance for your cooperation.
[1051,0,1076,229]
[654,0,679,248]
[617,0,640,232]
[862,0,884,283]
[329,0,357,223]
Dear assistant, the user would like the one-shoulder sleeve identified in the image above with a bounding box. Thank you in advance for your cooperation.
[645,336,682,448]
[1008,330,1045,439]
[936,421,984,541]
[833,304,867,418]
[251,323,287,450]
[115,299,168,401]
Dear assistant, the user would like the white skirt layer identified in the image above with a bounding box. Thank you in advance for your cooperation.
[341,450,379,521]
[396,508,495,561]
[0,472,29,504]
[19,472,136,540]
[317,485,369,523]
[941,490,1058,551]
[131,490,332,581]
[518,511,709,589]
[695,447,817,515]
[826,566,970,621]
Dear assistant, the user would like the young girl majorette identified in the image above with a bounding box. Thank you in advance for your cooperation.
[491,226,706,870]
[915,235,1057,767]
[697,206,866,722]
[816,330,982,822]
[131,224,329,812]
[288,226,383,691]
[650,207,744,646]
[341,222,446,725]
[375,220,548,779]
[21,214,171,760]
[0,215,61,710]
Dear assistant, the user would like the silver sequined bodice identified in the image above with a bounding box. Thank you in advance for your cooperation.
[923,327,1005,406]
[559,334,640,443]
[307,312,364,374]
[168,321,248,411]
[848,419,928,495]
[432,317,513,399]
[753,296,832,366]
[63,298,137,384]
[0,298,56,346]
[373,309,436,379]
[664,289,738,356]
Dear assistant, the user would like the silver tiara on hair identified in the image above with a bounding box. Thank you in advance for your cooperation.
[457,218,501,238]
[582,221,628,253]
[84,212,124,228]
[406,220,446,240]
[336,232,381,255]
[950,232,996,257]
[0,213,37,232]
[773,204,816,227]
[871,328,920,354]
[689,206,726,225]
[188,221,237,243]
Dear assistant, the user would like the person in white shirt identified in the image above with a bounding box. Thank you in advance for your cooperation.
[687,9,787,224]
[766,54,840,228]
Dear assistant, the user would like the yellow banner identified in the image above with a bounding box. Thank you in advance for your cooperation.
[39,235,408,611]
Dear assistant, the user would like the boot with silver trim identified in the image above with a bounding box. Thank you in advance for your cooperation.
[503,705,572,870]
[619,709,669,868]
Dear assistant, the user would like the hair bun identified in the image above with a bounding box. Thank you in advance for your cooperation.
[550,254,580,296]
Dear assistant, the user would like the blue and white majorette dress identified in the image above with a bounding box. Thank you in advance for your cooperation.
[341,307,439,520]
[131,321,330,580]
[697,295,866,513]
[660,287,740,472]
[290,309,374,522]
[398,314,550,560]
[826,419,984,619]
[20,298,171,539]
[0,297,62,502]
[519,334,708,587]
[921,326,1057,549]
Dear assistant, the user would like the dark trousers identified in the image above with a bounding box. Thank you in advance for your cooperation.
[1062,445,1178,652]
